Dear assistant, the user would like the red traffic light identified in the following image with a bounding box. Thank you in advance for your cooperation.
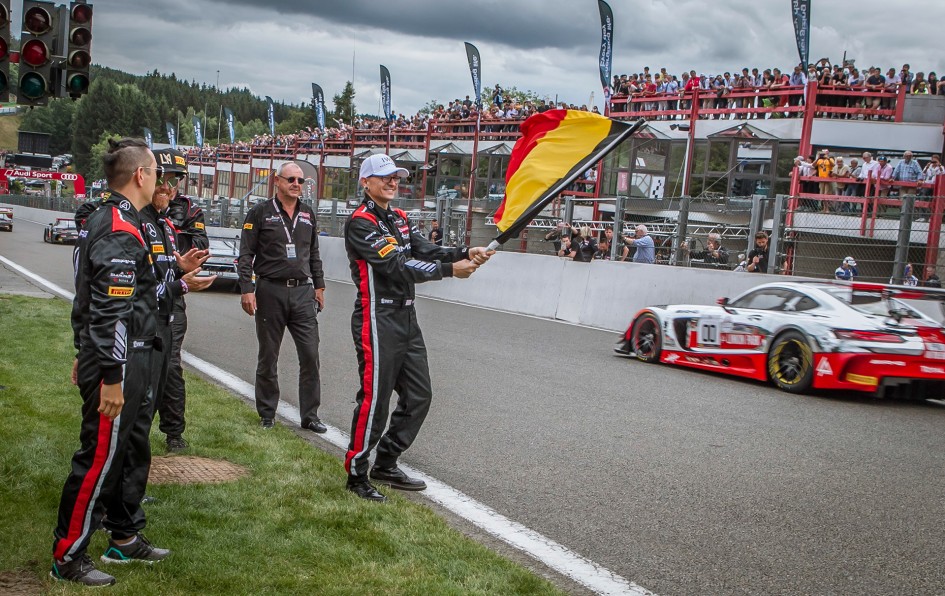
[70,27,92,47]
[21,39,49,67]
[24,6,53,35]
[71,4,92,24]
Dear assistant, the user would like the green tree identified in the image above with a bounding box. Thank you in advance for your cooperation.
[72,78,123,174]
[276,108,312,135]
[86,130,119,184]
[18,97,77,155]
[331,81,356,127]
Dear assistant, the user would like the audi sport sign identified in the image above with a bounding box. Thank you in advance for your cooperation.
[1,168,86,198]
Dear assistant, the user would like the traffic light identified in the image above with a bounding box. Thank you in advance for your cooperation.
[64,1,91,98]
[0,0,10,102]
[19,0,57,106]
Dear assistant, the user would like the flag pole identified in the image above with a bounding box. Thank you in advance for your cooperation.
[464,108,481,244]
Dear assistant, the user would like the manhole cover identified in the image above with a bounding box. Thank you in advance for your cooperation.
[0,570,44,595]
[149,455,249,485]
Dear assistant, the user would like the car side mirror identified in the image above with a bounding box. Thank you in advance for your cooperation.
[717,297,729,306]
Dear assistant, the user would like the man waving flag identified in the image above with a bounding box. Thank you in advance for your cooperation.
[490,110,643,248]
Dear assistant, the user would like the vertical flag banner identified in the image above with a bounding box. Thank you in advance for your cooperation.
[224,107,236,144]
[464,42,482,107]
[380,65,392,121]
[142,127,153,149]
[311,83,326,131]
[597,0,614,100]
[491,110,642,245]
[165,122,177,149]
[265,96,276,137]
[192,116,204,147]
[792,0,811,68]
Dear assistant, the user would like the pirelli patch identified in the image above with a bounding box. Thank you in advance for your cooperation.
[378,244,396,258]
[151,243,165,254]
[385,236,397,244]
[108,286,134,297]
[194,222,205,230]
[243,223,253,230]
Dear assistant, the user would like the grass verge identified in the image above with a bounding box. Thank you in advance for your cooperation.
[0,295,563,595]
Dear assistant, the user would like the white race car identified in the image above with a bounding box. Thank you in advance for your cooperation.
[615,281,945,399]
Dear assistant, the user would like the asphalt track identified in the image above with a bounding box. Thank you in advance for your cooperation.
[4,218,945,596]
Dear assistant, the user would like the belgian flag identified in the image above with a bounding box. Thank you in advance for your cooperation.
[491,110,643,246]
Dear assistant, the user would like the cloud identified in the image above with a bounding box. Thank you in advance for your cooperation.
[72,0,945,114]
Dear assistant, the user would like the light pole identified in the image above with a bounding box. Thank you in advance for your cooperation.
[216,70,223,146]
[671,122,693,197]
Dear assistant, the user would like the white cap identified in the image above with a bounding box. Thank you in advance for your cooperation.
[843,256,857,266]
[359,154,409,180]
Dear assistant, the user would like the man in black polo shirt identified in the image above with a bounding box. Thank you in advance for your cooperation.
[238,162,327,433]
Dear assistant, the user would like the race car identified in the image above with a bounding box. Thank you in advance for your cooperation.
[198,236,240,289]
[0,208,12,231]
[615,281,945,399]
[43,218,79,244]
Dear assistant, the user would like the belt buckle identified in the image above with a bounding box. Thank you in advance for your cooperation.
[287,279,299,287]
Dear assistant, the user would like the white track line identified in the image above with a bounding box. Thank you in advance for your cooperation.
[0,254,653,596]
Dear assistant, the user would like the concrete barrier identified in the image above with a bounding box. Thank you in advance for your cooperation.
[6,202,860,330]
[1,203,74,225]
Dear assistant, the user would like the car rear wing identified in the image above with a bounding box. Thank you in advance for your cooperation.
[846,282,945,302]
[0,208,12,216]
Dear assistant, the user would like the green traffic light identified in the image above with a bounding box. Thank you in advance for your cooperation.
[19,72,47,100]
[67,74,89,95]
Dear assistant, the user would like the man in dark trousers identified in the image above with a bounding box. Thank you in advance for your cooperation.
[52,138,169,586]
[238,162,327,433]
[152,148,211,451]
[141,149,214,454]
[343,153,493,502]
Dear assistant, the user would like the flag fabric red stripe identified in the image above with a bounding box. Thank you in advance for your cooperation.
[493,110,568,226]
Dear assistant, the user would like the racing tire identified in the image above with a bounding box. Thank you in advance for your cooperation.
[767,330,814,393]
[631,313,662,363]
[43,230,49,243]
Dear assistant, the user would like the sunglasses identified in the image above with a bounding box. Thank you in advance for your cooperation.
[136,165,164,177]
[278,175,305,184]
[157,173,184,186]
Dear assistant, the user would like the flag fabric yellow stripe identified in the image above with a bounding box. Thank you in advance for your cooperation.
[495,110,614,232]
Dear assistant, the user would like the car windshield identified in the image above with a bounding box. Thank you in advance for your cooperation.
[208,238,238,255]
[822,287,923,318]
[54,220,75,229]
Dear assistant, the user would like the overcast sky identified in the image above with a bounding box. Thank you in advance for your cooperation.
[27,0,945,116]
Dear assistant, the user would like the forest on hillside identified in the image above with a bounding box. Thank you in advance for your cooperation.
[16,66,358,181]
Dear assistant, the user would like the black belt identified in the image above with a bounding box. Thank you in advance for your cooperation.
[262,277,310,287]
[377,298,415,308]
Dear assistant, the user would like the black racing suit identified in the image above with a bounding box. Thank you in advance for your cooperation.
[343,199,469,479]
[53,191,158,563]
[139,204,188,439]
[159,195,208,438]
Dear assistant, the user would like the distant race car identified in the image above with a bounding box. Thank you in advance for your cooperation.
[199,236,240,287]
[615,281,945,400]
[0,208,12,232]
[43,218,79,244]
